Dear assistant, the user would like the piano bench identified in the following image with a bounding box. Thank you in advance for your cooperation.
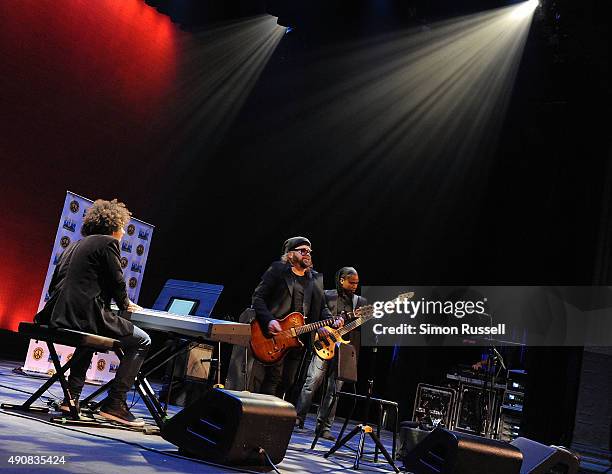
[1,322,121,424]
[17,322,121,352]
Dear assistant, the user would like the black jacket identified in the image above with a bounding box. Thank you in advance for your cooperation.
[34,234,133,338]
[325,289,367,360]
[252,261,332,329]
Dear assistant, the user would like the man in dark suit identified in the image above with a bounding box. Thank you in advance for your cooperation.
[252,236,334,399]
[35,199,150,427]
[295,267,366,440]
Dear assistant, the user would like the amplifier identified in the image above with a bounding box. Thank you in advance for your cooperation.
[455,383,500,436]
[160,343,215,406]
[184,343,214,381]
[502,390,524,411]
[499,409,522,442]
[412,384,457,428]
[506,369,527,393]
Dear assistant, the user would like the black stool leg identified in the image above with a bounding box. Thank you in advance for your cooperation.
[1,342,86,418]
[47,343,80,419]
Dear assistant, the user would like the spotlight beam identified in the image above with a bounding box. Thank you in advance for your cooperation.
[270,2,538,220]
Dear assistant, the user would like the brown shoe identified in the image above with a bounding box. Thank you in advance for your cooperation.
[99,399,145,427]
[59,398,80,415]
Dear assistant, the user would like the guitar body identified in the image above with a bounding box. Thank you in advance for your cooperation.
[250,312,306,365]
[314,327,349,360]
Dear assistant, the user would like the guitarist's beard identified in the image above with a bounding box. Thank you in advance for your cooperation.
[289,253,313,271]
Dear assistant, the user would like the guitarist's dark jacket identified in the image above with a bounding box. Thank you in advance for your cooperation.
[227,262,331,391]
[325,289,367,361]
[252,261,332,341]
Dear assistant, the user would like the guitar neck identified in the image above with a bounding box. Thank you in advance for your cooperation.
[338,313,373,336]
[291,300,378,337]
[295,317,337,336]
[295,305,369,336]
[328,294,409,337]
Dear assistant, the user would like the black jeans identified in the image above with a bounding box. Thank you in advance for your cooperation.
[67,325,151,402]
[260,346,306,401]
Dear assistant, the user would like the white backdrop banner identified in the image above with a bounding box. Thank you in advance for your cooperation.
[24,191,154,383]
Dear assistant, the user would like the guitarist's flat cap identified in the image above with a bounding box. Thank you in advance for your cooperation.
[282,236,311,255]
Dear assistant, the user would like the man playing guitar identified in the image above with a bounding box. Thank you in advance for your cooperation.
[295,267,366,440]
[252,236,338,400]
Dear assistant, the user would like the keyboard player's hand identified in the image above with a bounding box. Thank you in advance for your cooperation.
[127,300,142,312]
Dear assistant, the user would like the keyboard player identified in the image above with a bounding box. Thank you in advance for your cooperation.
[35,199,150,427]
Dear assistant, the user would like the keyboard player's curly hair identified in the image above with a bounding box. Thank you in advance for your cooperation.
[82,199,132,236]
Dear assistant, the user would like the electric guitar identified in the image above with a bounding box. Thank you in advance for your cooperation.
[313,292,414,360]
[250,312,342,365]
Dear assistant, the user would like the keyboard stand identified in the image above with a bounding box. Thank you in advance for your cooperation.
[81,333,202,428]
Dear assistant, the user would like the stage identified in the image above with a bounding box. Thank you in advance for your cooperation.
[0,360,397,473]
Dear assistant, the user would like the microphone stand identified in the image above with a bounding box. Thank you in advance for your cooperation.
[481,313,506,439]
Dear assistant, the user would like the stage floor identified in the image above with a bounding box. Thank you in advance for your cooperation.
[0,360,398,473]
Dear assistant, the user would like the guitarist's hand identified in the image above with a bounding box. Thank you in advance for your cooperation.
[332,317,344,328]
[318,327,330,338]
[268,320,282,334]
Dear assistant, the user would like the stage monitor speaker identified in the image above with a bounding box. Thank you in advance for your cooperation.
[402,427,523,474]
[398,421,433,460]
[161,388,296,466]
[510,437,580,474]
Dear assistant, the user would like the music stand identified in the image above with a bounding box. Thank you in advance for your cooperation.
[323,346,400,473]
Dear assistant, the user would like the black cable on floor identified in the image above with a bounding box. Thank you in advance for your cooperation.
[259,447,281,474]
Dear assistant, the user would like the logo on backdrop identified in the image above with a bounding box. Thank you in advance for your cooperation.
[121,241,132,253]
[120,257,128,269]
[129,277,138,289]
[97,359,106,371]
[127,224,136,236]
[33,347,44,360]
[62,218,76,233]
[69,200,79,213]
[60,236,71,248]
[138,229,149,240]
[136,244,145,256]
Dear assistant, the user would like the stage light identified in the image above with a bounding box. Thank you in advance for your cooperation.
[272,1,540,211]
[512,0,539,20]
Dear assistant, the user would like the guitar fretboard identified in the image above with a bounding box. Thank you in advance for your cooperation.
[295,317,336,336]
